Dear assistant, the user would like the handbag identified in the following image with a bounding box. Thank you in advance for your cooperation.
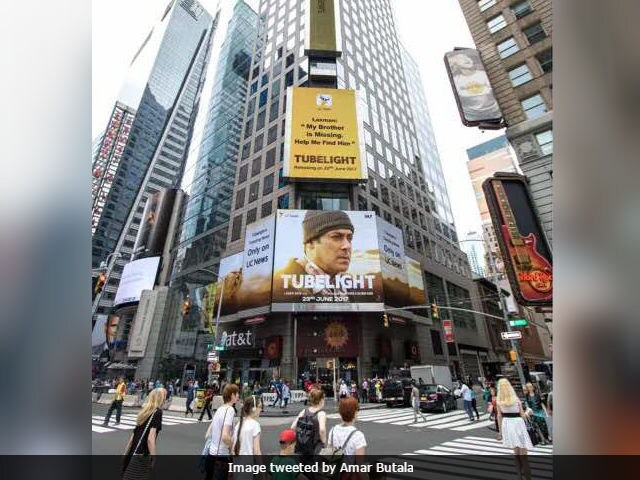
[526,419,541,447]
[122,410,157,480]
[199,406,232,473]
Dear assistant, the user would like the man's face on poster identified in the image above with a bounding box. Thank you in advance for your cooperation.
[105,315,120,346]
[306,228,353,276]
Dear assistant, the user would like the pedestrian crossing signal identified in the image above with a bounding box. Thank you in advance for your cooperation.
[509,349,517,361]
[182,297,191,316]
[431,302,439,320]
[383,312,389,328]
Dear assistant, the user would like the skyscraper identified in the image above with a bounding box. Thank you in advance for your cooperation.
[91,0,215,320]
[206,0,494,384]
[458,0,553,245]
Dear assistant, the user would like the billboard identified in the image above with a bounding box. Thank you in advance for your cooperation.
[406,256,428,319]
[376,217,409,308]
[283,87,367,181]
[443,319,455,343]
[444,48,502,128]
[296,317,361,358]
[92,314,121,359]
[133,188,177,259]
[272,209,384,312]
[482,173,552,306]
[127,290,158,358]
[305,0,342,56]
[113,256,160,306]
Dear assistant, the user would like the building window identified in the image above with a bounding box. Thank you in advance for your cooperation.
[261,200,272,218]
[277,192,289,209]
[231,215,242,241]
[430,330,443,355]
[477,0,496,12]
[511,0,532,19]
[251,157,261,176]
[238,164,248,183]
[497,37,519,58]
[523,22,546,45]
[536,48,552,73]
[267,125,278,145]
[535,129,553,155]
[508,64,533,87]
[278,167,288,188]
[265,147,276,168]
[263,173,274,195]
[235,188,245,209]
[247,208,257,225]
[487,14,507,34]
[248,181,259,203]
[521,93,547,119]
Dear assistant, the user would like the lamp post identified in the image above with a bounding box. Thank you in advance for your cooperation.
[457,238,527,388]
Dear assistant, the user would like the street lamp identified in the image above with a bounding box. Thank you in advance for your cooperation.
[457,238,528,388]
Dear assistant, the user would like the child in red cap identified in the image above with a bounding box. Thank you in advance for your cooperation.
[269,429,304,480]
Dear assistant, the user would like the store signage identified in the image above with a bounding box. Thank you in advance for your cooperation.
[501,331,523,340]
[443,319,455,343]
[219,329,254,349]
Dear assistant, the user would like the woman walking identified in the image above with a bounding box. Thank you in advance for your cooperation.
[204,384,239,480]
[327,397,367,474]
[291,388,327,455]
[121,388,166,480]
[232,395,263,480]
[524,382,551,444]
[496,378,533,480]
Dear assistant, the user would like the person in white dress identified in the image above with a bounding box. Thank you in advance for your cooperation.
[231,394,263,480]
[496,378,533,480]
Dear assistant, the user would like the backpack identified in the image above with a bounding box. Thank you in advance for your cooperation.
[317,427,359,480]
[295,408,321,455]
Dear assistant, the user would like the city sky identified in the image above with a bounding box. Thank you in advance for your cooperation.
[92,0,502,240]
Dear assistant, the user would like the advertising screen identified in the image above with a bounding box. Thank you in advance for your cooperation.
[444,48,502,127]
[283,87,367,181]
[113,256,160,306]
[376,217,409,308]
[133,188,177,259]
[305,0,341,56]
[406,256,428,319]
[483,173,552,306]
[272,209,384,312]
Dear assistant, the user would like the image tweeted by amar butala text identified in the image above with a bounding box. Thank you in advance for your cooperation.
[229,459,414,476]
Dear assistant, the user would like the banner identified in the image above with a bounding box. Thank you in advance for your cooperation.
[296,317,361,357]
[482,173,552,306]
[113,256,160,306]
[443,319,455,343]
[376,217,409,307]
[406,256,428,319]
[272,210,384,312]
[133,188,177,260]
[127,290,158,358]
[305,0,341,56]
[444,48,502,128]
[284,87,367,180]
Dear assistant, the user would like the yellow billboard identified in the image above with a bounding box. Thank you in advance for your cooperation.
[283,87,366,180]
[305,0,341,56]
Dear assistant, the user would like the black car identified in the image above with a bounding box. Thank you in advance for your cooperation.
[383,379,413,407]
[418,384,457,413]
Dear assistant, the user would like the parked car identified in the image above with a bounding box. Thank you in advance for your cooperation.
[383,378,413,407]
[418,384,457,413]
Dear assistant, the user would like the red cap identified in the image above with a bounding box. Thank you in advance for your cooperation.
[278,429,296,444]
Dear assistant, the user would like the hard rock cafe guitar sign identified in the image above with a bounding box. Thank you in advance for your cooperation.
[483,174,552,306]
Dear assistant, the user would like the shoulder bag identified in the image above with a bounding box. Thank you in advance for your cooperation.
[122,410,158,480]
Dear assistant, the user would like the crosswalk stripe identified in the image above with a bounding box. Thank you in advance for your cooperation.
[373,413,419,423]
[412,412,469,426]
[92,425,113,433]
[353,410,414,421]
[119,414,192,426]
[410,435,553,457]
[453,437,554,455]
[430,414,490,429]
[452,419,494,431]
[91,417,136,429]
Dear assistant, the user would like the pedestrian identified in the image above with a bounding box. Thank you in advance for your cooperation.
[459,380,475,421]
[410,380,427,423]
[339,380,348,399]
[103,376,127,426]
[167,383,174,400]
[489,386,499,433]
[545,389,553,442]
[281,380,291,409]
[360,379,368,403]
[231,395,263,480]
[121,387,166,480]
[326,397,367,464]
[470,382,481,420]
[204,384,239,480]
[482,382,492,412]
[524,382,551,444]
[199,384,215,422]
[291,388,327,455]
[186,380,195,417]
[496,378,533,480]
[272,378,283,408]
[269,429,298,480]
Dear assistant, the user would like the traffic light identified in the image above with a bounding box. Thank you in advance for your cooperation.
[383,312,389,328]
[182,297,191,316]
[430,302,439,320]
[94,272,107,296]
[509,349,517,362]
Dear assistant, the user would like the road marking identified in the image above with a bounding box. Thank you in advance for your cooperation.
[92,425,113,433]
[409,435,553,456]
[452,418,494,431]
[430,413,490,429]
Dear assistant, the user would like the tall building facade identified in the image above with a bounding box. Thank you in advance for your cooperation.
[91,0,215,324]
[458,0,553,246]
[204,0,494,386]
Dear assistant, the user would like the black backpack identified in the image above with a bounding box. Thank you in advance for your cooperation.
[295,408,321,455]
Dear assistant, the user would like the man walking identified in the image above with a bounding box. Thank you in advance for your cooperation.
[272,378,283,408]
[185,380,195,417]
[281,380,291,409]
[460,381,475,421]
[102,376,127,426]
[410,380,427,423]
[198,383,214,421]
[361,379,368,403]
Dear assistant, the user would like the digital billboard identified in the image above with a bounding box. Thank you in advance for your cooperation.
[406,256,428,320]
[272,209,384,312]
[283,87,367,181]
[305,0,342,56]
[483,173,552,306]
[113,256,160,306]
[376,217,409,308]
[133,188,177,259]
[444,48,502,128]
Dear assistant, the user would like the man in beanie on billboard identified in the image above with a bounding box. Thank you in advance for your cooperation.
[273,210,354,298]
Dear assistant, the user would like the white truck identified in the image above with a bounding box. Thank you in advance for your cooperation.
[410,365,453,389]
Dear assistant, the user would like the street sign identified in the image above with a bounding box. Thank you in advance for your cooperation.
[214,345,224,351]
[509,319,529,327]
[501,331,523,340]
[207,353,218,362]
[443,319,455,343]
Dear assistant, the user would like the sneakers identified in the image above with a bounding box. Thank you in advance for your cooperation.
[114,422,120,426]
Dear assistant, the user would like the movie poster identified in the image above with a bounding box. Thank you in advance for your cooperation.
[376,217,409,307]
[272,209,384,312]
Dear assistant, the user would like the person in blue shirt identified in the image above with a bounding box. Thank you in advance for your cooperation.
[185,380,195,417]
[460,381,475,421]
